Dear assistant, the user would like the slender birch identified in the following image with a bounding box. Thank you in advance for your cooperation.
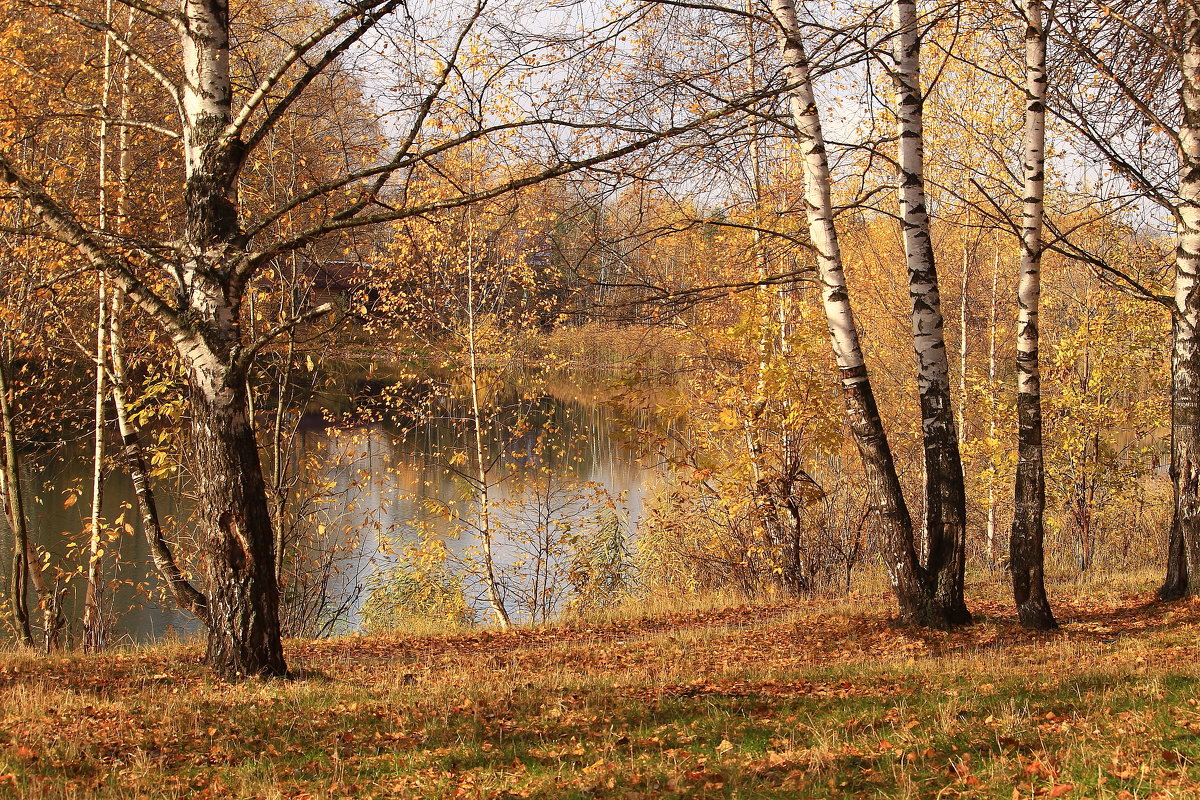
[1010,0,1056,629]
[767,0,945,625]
[743,14,782,559]
[83,7,115,650]
[102,7,208,622]
[0,353,31,646]
[987,252,999,566]
[958,246,969,443]
[891,0,970,624]
[465,213,512,630]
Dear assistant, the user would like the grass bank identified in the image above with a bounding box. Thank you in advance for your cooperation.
[0,586,1198,798]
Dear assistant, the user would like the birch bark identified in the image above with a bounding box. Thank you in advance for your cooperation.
[177,0,285,676]
[891,0,969,623]
[83,6,115,649]
[1010,0,1056,629]
[465,216,512,630]
[987,254,999,566]
[1167,0,1200,600]
[768,0,945,625]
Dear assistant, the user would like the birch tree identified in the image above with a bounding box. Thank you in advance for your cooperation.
[0,0,769,675]
[1049,0,1196,598]
[766,0,954,626]
[1168,0,1200,598]
[1010,0,1056,628]
[890,0,970,624]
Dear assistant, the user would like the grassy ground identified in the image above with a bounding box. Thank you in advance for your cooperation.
[0,584,1198,799]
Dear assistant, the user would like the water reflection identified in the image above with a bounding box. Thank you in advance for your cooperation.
[1,390,650,641]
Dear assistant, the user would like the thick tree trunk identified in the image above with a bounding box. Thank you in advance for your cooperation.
[190,361,286,676]
[1010,0,1056,629]
[176,0,287,674]
[1168,1,1200,600]
[892,0,970,625]
[769,0,947,626]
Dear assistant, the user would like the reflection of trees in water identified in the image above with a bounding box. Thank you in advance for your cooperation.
[0,387,651,641]
[289,389,650,631]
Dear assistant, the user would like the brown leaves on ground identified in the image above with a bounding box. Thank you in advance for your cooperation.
[0,590,1199,798]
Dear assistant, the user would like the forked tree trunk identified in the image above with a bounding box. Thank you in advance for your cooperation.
[892,0,970,624]
[1010,0,1056,629]
[1167,0,1200,600]
[177,0,286,675]
[768,0,947,626]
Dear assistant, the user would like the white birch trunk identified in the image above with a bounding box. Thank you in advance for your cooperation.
[466,218,512,630]
[768,0,942,624]
[958,246,969,443]
[1010,0,1056,628]
[1168,0,1200,598]
[83,6,115,651]
[179,0,286,676]
[892,0,970,623]
[987,253,999,567]
[743,36,781,563]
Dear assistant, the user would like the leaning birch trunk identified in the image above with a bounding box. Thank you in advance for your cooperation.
[178,0,285,676]
[891,0,970,624]
[110,291,210,622]
[1167,0,1200,600]
[767,0,944,625]
[1009,0,1056,629]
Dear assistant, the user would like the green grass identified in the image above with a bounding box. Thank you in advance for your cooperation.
[0,589,1198,798]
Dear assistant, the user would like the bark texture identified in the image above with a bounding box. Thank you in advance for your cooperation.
[1168,1,1200,601]
[177,0,286,675]
[769,0,949,627]
[892,0,970,624]
[1010,0,1056,629]
[191,369,285,675]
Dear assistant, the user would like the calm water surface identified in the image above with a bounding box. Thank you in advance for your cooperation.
[2,388,652,642]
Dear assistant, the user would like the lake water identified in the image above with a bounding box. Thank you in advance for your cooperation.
[3,387,653,643]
